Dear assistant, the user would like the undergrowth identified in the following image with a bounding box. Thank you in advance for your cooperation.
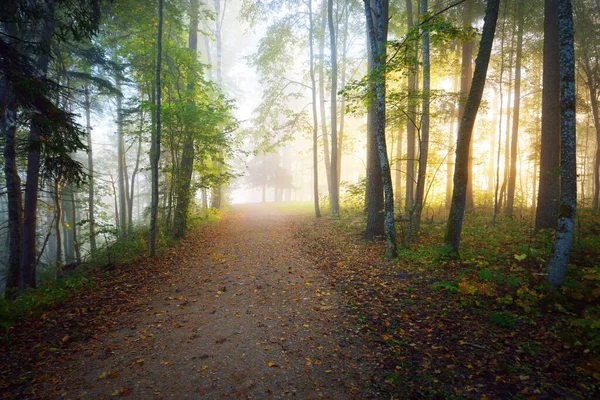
[0,209,222,333]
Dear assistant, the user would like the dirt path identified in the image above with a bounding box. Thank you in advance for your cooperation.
[37,204,377,399]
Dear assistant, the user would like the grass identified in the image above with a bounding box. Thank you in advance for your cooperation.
[0,209,222,333]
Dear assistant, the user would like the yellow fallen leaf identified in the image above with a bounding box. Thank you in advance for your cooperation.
[202,365,208,370]
[135,358,144,364]
[267,362,278,367]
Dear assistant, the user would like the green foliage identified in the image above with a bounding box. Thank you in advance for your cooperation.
[341,178,366,208]
[432,281,459,293]
[490,311,517,329]
[0,274,94,334]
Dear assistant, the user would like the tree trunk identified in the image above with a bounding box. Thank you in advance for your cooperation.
[547,0,575,288]
[62,187,74,263]
[365,0,397,257]
[445,0,500,253]
[72,190,81,263]
[328,0,339,216]
[506,0,525,217]
[405,0,417,213]
[1,78,22,298]
[460,3,475,210]
[22,0,57,289]
[446,70,459,210]
[116,76,127,236]
[308,0,322,218]
[84,85,96,254]
[1,0,22,300]
[210,0,226,209]
[128,135,142,230]
[536,0,561,230]
[149,0,163,256]
[409,0,430,242]
[364,19,384,240]
[54,181,63,269]
[318,1,332,196]
[173,0,199,239]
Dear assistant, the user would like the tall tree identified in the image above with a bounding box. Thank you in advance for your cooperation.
[364,0,397,257]
[405,0,417,213]
[409,0,430,242]
[1,0,22,298]
[328,0,340,216]
[318,1,332,196]
[445,0,500,253]
[506,0,525,216]
[309,0,322,218]
[547,0,576,288]
[173,0,199,238]
[116,74,128,235]
[461,1,475,210]
[149,0,163,256]
[536,0,561,230]
[364,10,384,241]
[21,0,57,290]
[84,84,97,254]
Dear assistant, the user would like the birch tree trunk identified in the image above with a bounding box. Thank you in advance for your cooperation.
[364,0,397,257]
[547,0,576,288]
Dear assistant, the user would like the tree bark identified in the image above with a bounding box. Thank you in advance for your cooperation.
[149,0,163,256]
[1,77,22,298]
[116,75,128,236]
[445,0,500,253]
[309,0,322,218]
[405,0,417,213]
[318,1,332,196]
[0,0,21,300]
[173,0,199,238]
[364,0,397,257]
[547,0,576,288]
[409,0,430,242]
[84,85,97,254]
[460,2,475,210]
[506,0,525,217]
[22,0,57,289]
[536,0,561,230]
[364,12,384,241]
[328,0,339,216]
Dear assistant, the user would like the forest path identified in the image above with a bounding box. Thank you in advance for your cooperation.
[39,204,376,399]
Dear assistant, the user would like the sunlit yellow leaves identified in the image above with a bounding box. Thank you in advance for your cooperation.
[111,387,130,397]
[99,371,118,379]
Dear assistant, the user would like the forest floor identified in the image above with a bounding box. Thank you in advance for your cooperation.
[1,203,599,399]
